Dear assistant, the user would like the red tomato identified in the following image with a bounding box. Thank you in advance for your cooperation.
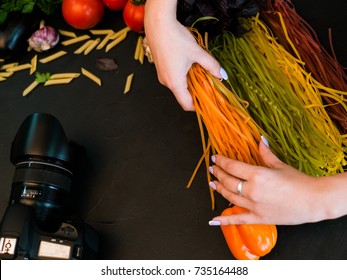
[122,0,145,32]
[62,0,105,30]
[102,0,128,11]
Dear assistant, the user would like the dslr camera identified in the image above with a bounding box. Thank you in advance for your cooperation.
[0,113,98,260]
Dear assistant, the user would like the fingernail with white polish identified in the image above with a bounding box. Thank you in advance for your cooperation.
[261,135,270,148]
[211,155,216,163]
[209,181,216,190]
[220,68,228,80]
[208,166,214,175]
[209,220,221,226]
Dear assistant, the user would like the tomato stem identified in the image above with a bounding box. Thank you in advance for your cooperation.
[130,0,146,6]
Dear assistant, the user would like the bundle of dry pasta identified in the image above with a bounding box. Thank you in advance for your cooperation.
[185,29,265,209]
[261,0,347,133]
[186,30,278,261]
[209,16,346,176]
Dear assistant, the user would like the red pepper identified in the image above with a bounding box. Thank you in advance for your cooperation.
[220,206,277,260]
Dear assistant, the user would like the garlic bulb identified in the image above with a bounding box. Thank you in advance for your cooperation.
[28,25,60,52]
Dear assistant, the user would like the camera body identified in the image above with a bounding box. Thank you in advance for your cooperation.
[0,113,98,260]
[0,204,98,260]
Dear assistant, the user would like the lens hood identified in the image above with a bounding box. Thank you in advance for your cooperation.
[10,112,84,172]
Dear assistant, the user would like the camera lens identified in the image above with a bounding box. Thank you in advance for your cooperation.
[9,113,84,232]
[10,160,73,232]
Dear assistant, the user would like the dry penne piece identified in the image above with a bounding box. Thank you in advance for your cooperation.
[74,40,94,54]
[124,73,134,94]
[96,33,114,50]
[81,67,102,86]
[134,36,143,60]
[138,44,145,64]
[30,55,37,75]
[0,77,6,82]
[61,35,90,46]
[6,63,31,72]
[49,73,80,79]
[89,29,114,35]
[39,51,67,64]
[44,78,74,86]
[110,27,131,40]
[0,71,14,78]
[1,62,19,70]
[23,80,40,96]
[105,32,127,53]
[58,29,77,38]
[84,38,101,55]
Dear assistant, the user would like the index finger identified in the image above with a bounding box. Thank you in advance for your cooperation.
[212,154,258,180]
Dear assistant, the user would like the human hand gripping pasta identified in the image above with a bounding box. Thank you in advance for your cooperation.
[144,0,226,111]
[209,136,347,226]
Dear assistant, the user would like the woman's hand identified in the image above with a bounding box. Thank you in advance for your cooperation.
[209,138,327,225]
[144,0,226,111]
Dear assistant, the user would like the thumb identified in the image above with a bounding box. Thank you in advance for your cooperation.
[195,50,227,80]
[259,137,287,169]
[210,212,260,225]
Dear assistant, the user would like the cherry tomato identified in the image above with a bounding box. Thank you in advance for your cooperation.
[102,0,128,11]
[62,0,105,30]
[122,0,145,32]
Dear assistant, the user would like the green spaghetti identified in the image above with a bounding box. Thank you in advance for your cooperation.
[209,16,346,176]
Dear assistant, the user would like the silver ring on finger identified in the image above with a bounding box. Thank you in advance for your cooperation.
[237,180,244,196]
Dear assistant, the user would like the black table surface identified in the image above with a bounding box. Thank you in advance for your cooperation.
[0,0,346,260]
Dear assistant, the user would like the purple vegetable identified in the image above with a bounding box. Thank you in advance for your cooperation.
[96,57,119,71]
[28,25,59,52]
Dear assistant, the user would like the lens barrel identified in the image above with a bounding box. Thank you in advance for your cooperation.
[9,113,84,232]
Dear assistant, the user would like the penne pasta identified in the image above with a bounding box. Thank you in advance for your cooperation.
[49,73,80,79]
[74,40,94,54]
[81,67,102,86]
[84,38,101,55]
[138,43,145,64]
[105,32,127,53]
[23,80,40,96]
[0,72,14,78]
[61,35,90,46]
[30,55,37,75]
[0,77,6,82]
[124,73,134,94]
[39,51,67,64]
[96,33,114,50]
[58,29,77,38]
[1,62,19,70]
[134,36,143,60]
[44,78,74,86]
[110,27,131,40]
[89,29,114,35]
[6,63,31,72]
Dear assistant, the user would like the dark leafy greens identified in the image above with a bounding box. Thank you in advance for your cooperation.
[0,0,62,25]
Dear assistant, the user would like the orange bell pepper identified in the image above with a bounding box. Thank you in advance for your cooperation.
[220,206,277,260]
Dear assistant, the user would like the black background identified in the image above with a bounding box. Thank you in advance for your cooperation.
[0,0,346,259]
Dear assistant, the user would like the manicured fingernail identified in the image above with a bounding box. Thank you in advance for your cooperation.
[209,181,216,190]
[208,166,214,175]
[261,135,270,147]
[209,220,221,226]
[220,68,228,80]
[211,155,216,163]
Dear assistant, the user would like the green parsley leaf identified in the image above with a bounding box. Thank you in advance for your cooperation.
[35,72,51,83]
